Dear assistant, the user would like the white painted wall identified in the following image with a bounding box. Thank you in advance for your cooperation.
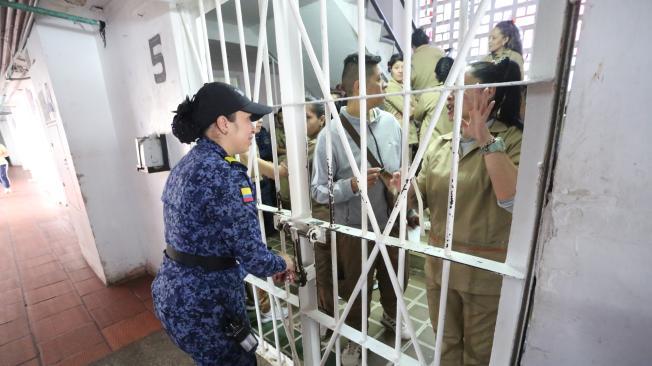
[96,1,194,277]
[521,2,652,365]
[25,23,107,282]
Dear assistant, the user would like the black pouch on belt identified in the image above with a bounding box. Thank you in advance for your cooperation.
[224,315,258,352]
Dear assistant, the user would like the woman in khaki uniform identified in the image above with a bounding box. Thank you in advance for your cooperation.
[483,20,524,79]
[384,53,417,149]
[411,59,523,365]
[417,56,455,146]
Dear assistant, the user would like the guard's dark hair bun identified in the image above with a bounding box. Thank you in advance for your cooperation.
[171,96,201,144]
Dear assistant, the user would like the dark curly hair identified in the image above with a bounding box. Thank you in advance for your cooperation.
[171,96,202,144]
[171,97,235,144]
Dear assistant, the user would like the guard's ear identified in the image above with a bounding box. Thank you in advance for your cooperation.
[215,115,230,135]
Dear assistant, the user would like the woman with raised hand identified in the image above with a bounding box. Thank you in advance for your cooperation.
[407,58,523,365]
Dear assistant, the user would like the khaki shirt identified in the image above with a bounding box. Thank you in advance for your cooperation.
[417,120,522,294]
[414,83,453,144]
[275,122,287,158]
[483,48,524,80]
[384,77,418,145]
[411,45,445,91]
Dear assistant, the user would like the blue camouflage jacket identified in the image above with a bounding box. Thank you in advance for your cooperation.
[161,137,285,274]
[152,137,285,365]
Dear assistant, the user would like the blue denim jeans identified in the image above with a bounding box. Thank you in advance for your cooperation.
[0,164,10,189]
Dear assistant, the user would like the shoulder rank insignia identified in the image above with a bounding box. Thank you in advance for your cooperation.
[241,187,254,203]
[224,156,238,163]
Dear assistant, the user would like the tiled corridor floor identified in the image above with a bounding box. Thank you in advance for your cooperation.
[0,168,161,366]
[1,167,437,366]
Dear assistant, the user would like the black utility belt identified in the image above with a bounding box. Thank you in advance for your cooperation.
[164,245,238,272]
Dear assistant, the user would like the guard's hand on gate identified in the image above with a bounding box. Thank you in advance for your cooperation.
[280,253,295,272]
[272,270,295,284]
[273,254,297,284]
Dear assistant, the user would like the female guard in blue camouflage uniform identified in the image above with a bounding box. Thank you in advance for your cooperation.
[152,82,295,366]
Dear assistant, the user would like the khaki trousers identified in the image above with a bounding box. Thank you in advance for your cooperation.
[425,259,500,366]
[315,231,409,331]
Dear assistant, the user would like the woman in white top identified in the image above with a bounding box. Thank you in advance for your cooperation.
[0,144,11,193]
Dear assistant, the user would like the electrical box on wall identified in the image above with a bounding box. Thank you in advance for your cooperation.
[135,134,170,173]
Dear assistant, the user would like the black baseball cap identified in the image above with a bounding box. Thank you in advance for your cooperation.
[192,82,272,131]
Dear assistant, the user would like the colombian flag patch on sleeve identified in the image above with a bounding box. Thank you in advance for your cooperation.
[241,187,254,203]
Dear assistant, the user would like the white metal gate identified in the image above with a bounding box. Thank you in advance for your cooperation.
[175,0,576,364]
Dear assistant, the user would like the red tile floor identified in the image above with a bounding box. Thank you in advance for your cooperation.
[0,168,161,366]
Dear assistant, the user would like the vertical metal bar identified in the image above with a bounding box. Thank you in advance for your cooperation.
[194,1,208,82]
[433,1,468,364]
[262,41,293,365]
[249,1,299,362]
[320,0,341,362]
[197,0,214,81]
[395,0,414,361]
[443,0,467,259]
[251,280,266,350]
[178,5,207,83]
[271,1,321,365]
[491,0,571,364]
[235,0,252,96]
[269,59,279,107]
[251,0,269,104]
[355,0,369,363]
[215,0,230,83]
[264,55,282,205]
[266,47,302,363]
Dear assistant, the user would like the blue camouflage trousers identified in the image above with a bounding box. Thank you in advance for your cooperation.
[152,257,256,366]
